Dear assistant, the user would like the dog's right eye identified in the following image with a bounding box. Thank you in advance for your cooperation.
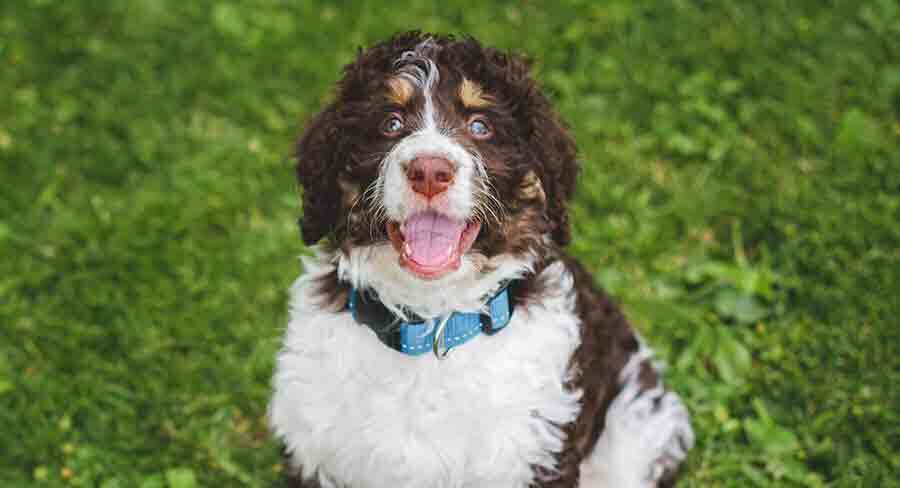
[381,114,405,137]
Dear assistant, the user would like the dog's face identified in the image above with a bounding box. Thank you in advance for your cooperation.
[297,32,578,281]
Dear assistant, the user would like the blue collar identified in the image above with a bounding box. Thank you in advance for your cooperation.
[347,282,515,358]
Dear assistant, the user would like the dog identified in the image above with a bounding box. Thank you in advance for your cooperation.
[269,32,694,487]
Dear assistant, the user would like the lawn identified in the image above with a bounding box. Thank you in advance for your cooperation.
[1,0,898,486]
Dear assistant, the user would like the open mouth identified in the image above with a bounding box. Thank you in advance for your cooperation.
[386,210,481,280]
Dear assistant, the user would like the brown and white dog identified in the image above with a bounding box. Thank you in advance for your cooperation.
[269,32,693,487]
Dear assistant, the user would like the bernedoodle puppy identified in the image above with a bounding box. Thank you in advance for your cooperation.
[269,32,694,487]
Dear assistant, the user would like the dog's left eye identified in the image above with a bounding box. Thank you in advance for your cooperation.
[381,114,405,137]
[467,115,492,139]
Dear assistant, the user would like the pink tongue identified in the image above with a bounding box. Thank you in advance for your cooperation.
[403,211,466,267]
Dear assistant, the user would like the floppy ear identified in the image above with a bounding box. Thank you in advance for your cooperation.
[294,34,417,246]
[295,104,342,246]
[493,50,579,246]
[527,103,579,246]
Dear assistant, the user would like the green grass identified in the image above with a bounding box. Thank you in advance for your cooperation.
[1,0,898,486]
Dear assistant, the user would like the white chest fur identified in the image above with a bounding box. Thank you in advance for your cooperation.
[269,260,583,488]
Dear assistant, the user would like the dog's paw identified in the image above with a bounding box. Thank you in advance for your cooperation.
[604,381,694,486]
[585,381,694,488]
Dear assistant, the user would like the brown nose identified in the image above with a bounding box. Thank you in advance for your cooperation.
[406,156,455,198]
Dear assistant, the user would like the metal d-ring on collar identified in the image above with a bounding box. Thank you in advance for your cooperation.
[432,314,454,359]
[347,280,515,359]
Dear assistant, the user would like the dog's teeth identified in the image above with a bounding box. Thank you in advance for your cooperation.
[403,242,412,257]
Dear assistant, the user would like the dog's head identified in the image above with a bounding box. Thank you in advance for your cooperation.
[297,32,577,284]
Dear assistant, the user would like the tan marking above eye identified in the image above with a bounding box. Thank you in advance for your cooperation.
[386,77,414,105]
[459,78,493,108]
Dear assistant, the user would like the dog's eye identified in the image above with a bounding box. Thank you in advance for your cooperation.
[467,116,492,139]
[381,114,405,137]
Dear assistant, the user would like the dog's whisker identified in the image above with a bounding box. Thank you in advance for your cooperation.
[471,181,505,226]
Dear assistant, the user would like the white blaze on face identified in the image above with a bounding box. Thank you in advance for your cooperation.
[408,62,439,131]
[394,40,441,132]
